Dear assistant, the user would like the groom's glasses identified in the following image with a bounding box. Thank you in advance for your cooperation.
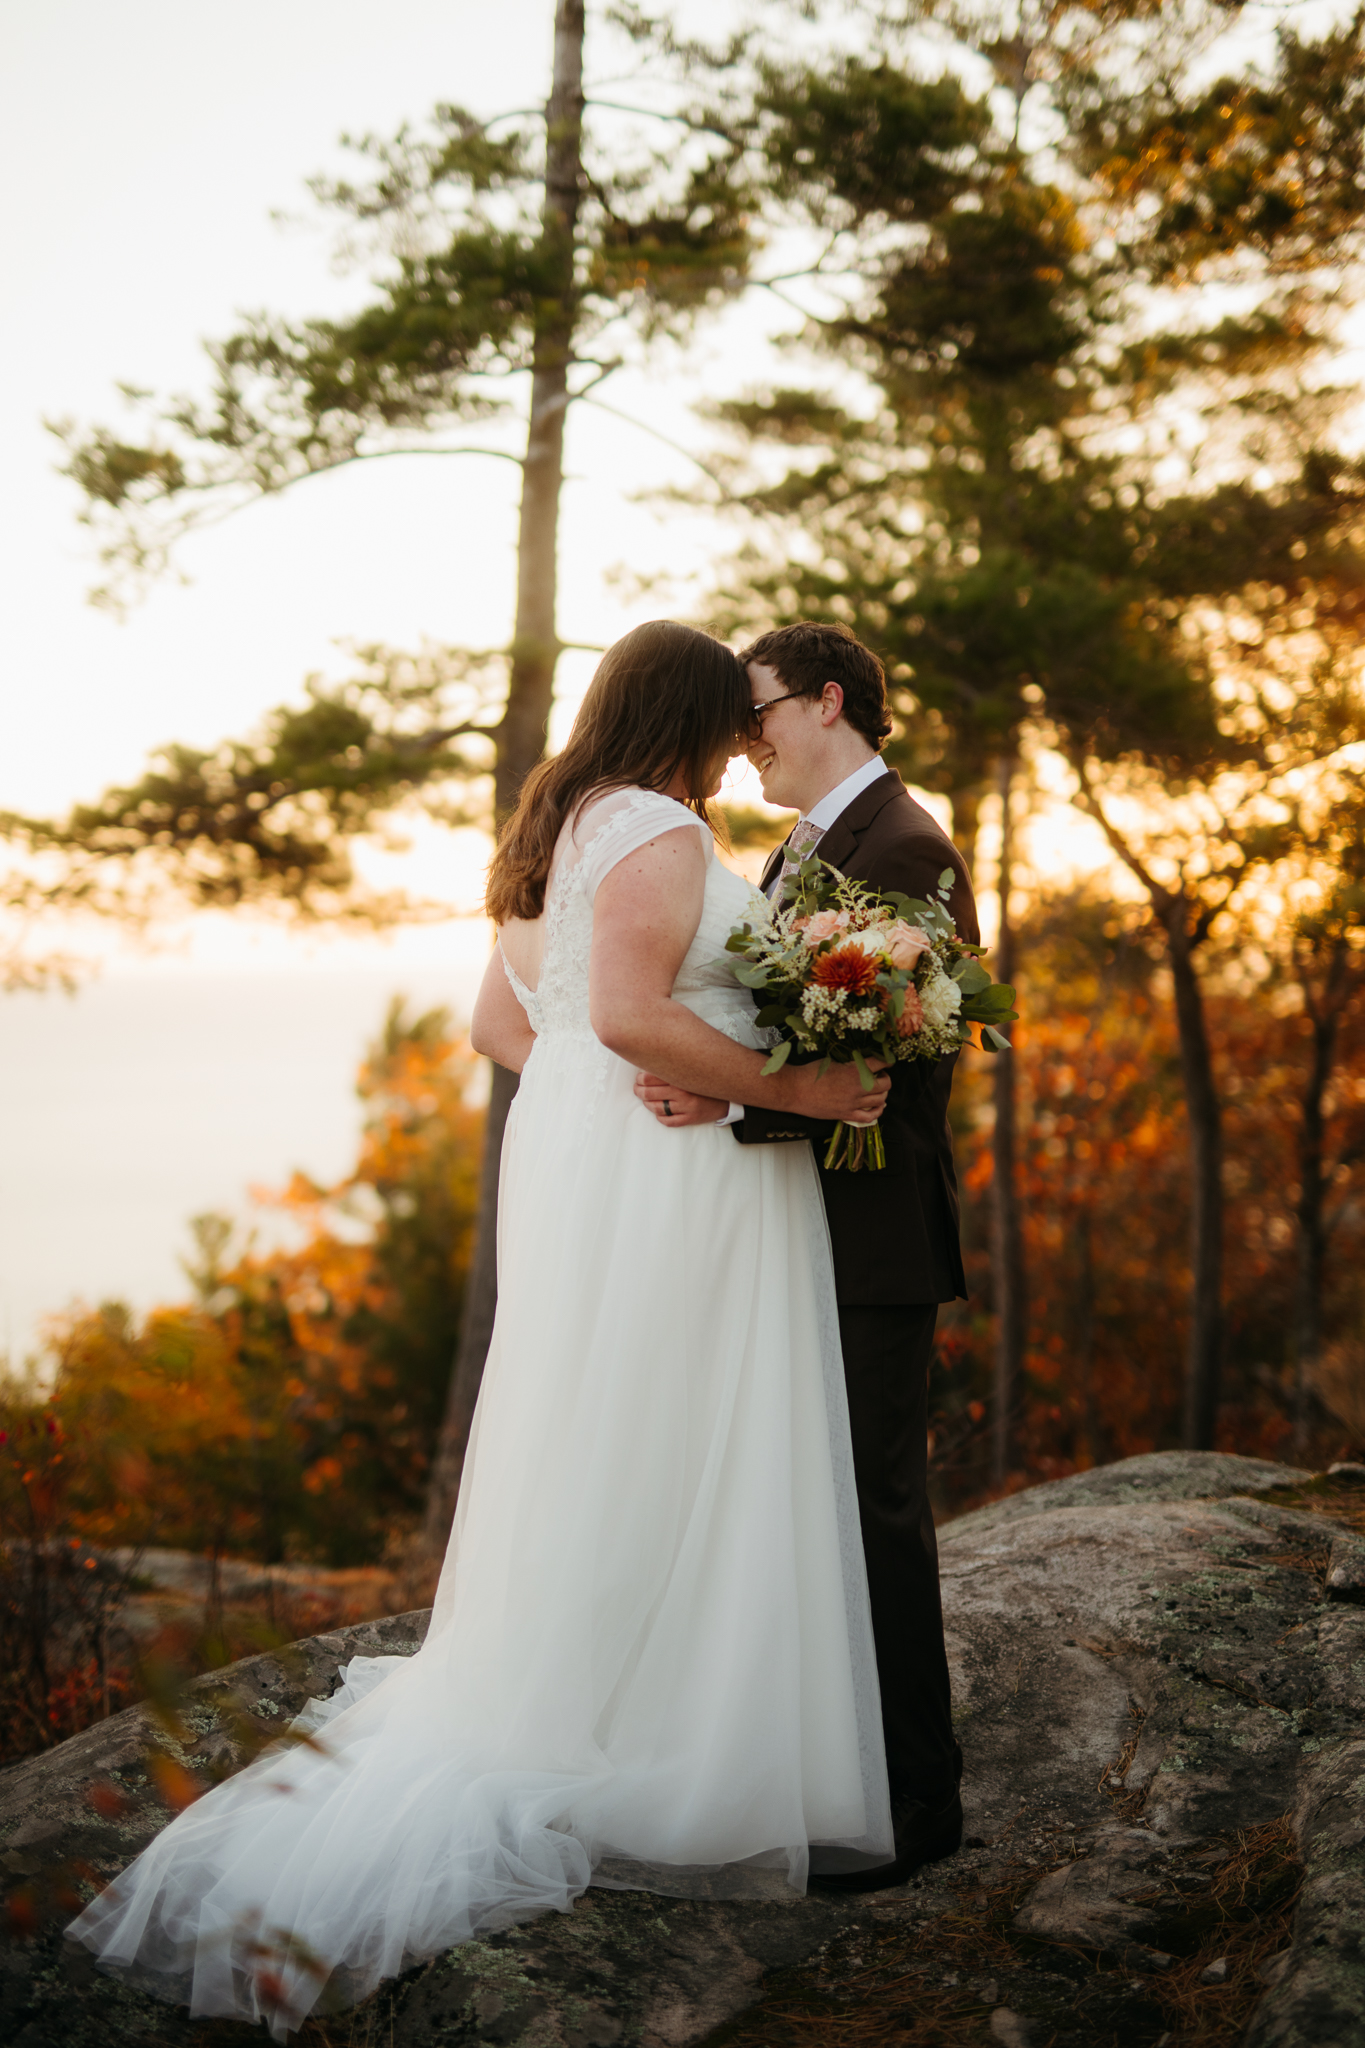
[744,691,805,741]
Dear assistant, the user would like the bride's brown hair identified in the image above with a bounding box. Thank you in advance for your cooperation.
[486,621,747,923]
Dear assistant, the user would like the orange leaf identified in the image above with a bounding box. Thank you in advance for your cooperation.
[5,1890,37,1939]
[86,1780,130,1820]
[148,1754,205,1814]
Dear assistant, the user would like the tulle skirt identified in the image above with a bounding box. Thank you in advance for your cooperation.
[68,1029,890,2036]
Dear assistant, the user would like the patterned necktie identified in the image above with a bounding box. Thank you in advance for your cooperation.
[770,817,823,897]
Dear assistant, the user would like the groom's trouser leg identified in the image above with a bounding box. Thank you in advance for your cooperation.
[837,1302,957,1809]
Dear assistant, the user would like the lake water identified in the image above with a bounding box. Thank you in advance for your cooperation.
[0,958,488,1368]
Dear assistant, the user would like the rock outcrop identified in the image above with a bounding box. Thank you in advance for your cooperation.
[2,1450,1362,2047]
[938,1453,1365,2046]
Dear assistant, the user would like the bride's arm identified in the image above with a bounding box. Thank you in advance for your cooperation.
[590,828,888,1124]
[471,948,537,1074]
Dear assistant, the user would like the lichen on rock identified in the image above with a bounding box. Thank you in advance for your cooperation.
[2,1452,1363,2047]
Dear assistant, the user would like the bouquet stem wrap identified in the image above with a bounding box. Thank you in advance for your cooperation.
[824,1121,887,1173]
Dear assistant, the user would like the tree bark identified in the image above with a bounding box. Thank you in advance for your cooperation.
[1166,903,1224,1449]
[1292,948,1344,1455]
[423,0,585,1548]
[1075,1206,1106,1467]
[423,1061,519,1546]
[991,753,1026,1485]
[1068,775,1228,1455]
[950,779,986,873]
[493,0,584,824]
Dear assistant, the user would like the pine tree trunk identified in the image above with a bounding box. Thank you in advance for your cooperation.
[950,779,986,873]
[422,1061,519,1545]
[991,753,1026,1485]
[1293,957,1342,1456]
[493,0,585,822]
[423,0,585,1549]
[1076,1205,1106,1466]
[1166,904,1224,1449]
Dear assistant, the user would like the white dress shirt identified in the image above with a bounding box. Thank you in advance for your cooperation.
[801,754,893,836]
[720,756,893,1123]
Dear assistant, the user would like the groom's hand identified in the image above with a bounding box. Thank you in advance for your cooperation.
[791,1055,890,1126]
[634,1072,729,1127]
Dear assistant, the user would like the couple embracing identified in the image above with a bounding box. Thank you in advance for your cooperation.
[71,619,979,2037]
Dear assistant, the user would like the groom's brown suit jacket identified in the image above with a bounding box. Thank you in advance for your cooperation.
[732,769,978,1307]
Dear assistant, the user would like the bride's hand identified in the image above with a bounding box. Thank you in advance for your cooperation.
[789,1056,890,1126]
[635,1071,730,1127]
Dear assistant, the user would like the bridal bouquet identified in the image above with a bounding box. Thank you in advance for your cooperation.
[721,848,1017,1170]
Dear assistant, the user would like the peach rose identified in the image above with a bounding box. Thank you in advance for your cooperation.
[885,920,932,970]
[803,908,851,943]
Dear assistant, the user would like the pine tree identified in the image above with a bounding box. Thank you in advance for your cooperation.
[703,2,1365,1453]
[36,3,761,1534]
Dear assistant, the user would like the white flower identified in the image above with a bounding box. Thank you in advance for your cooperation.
[801,985,847,1027]
[842,928,888,959]
[919,966,962,1031]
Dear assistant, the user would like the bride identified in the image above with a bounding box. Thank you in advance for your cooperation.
[68,620,893,2037]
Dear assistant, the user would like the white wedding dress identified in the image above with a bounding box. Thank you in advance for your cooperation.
[69,789,891,2037]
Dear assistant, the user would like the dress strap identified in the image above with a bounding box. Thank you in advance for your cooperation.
[575,790,711,901]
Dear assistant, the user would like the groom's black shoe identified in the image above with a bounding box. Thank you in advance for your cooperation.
[808,1786,963,1894]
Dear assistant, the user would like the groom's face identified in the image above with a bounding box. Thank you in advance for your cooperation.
[745,661,837,811]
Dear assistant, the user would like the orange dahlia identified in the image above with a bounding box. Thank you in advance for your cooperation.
[811,944,880,997]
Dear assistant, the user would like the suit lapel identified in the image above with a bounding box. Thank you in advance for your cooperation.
[815,768,904,875]
[759,841,786,896]
[760,769,905,895]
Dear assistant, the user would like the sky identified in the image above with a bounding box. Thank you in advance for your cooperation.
[0,0,822,1357]
[0,0,1355,1361]
[0,0,776,869]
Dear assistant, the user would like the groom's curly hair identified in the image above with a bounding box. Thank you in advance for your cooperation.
[737,622,893,750]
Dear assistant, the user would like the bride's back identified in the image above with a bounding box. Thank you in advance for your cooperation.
[496,786,637,995]
[499,782,720,985]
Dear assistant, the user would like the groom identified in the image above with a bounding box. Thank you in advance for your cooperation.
[640,621,975,1887]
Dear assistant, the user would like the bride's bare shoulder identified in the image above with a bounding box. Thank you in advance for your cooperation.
[498,913,544,986]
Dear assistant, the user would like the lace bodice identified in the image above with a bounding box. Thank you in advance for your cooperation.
[501,788,766,1048]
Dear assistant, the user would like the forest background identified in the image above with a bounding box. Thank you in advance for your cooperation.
[3,0,1365,1766]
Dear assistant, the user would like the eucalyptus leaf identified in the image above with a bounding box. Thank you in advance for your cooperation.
[851,1049,876,1091]
[983,1026,1012,1052]
[761,1039,793,1075]
[963,986,1017,1021]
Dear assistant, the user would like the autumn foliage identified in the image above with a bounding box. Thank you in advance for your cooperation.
[930,899,1365,1506]
[0,1001,482,1760]
[4,942,1365,1761]
[46,1002,480,1564]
